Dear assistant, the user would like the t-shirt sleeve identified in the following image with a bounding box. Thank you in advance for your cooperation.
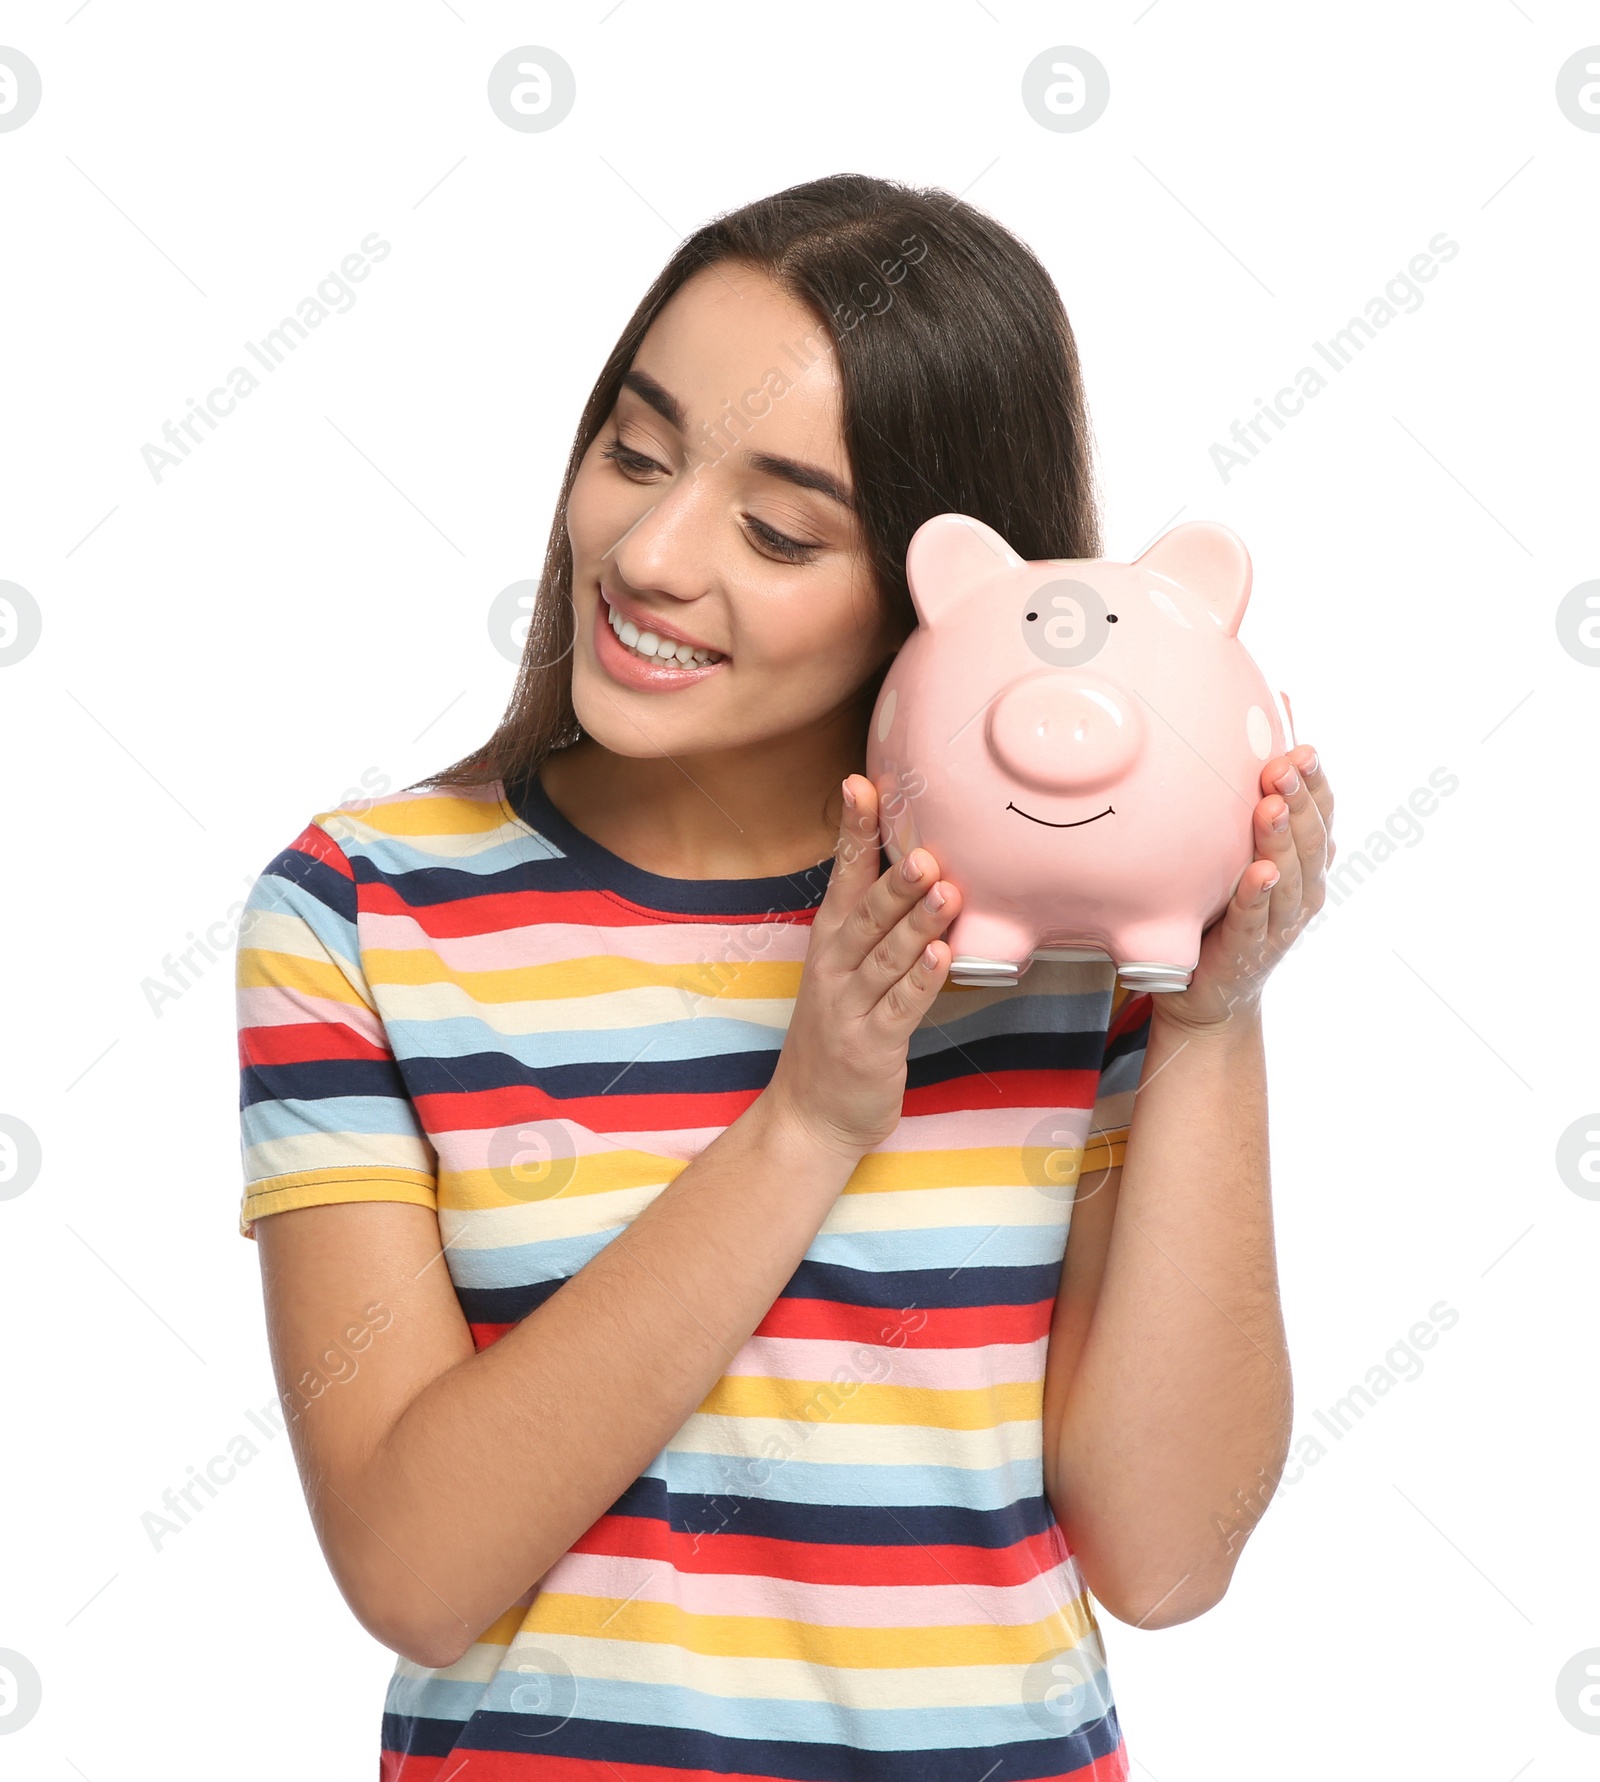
[1080,985,1153,1177]
[235,819,438,1240]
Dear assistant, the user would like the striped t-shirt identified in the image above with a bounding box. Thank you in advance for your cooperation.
[235,774,1153,1780]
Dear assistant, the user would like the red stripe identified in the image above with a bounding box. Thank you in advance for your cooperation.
[902,1068,1098,1117]
[753,1297,1055,1347]
[417,1070,1097,1138]
[359,878,821,937]
[1105,989,1153,1045]
[290,822,355,875]
[470,1299,1055,1359]
[383,1747,1126,1781]
[565,1514,1076,1587]
[239,1021,387,1066]
[413,1083,765,1137]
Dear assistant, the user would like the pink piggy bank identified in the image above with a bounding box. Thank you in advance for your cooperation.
[866,514,1296,992]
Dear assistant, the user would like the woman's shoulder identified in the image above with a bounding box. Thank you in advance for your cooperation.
[305,778,532,879]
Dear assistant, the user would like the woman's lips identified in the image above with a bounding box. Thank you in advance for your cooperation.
[591,589,729,690]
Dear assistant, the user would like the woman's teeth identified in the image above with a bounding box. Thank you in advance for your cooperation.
[606,598,724,666]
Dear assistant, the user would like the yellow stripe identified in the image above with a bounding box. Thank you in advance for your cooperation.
[239,1169,436,1236]
[447,1150,685,1207]
[237,946,369,1009]
[314,796,509,839]
[442,1137,1101,1213]
[694,1373,1042,1429]
[845,1143,1090,1196]
[1081,1126,1129,1174]
[523,1594,1096,1668]
[359,948,805,1004]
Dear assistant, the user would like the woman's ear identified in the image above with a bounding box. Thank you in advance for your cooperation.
[905,514,1025,629]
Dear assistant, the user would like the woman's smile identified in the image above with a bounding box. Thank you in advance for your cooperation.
[591,581,730,690]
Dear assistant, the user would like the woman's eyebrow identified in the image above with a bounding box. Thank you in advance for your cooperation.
[620,367,856,514]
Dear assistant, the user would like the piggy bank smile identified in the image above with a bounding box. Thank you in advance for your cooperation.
[1005,802,1115,829]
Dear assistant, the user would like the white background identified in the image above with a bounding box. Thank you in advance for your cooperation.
[1,4,1595,1777]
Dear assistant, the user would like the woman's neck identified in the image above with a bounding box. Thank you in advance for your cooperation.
[536,723,864,881]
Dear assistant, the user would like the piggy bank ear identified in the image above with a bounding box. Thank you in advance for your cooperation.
[905,513,1025,629]
[1135,521,1253,637]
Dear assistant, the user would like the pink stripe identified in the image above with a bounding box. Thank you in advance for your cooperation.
[237,984,387,1046]
[722,1333,1049,1390]
[535,1549,1084,1629]
[441,1124,714,1169]
[878,1106,1095,1151]
[438,1104,1095,1170]
[358,910,812,970]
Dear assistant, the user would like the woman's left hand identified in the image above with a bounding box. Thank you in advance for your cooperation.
[1151,742,1335,1034]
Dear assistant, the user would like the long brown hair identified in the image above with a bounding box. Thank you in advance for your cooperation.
[420,171,1101,803]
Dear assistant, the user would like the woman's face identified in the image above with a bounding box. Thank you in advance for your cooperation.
[563,261,903,765]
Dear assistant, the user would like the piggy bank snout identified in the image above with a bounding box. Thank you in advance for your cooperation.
[984,670,1145,794]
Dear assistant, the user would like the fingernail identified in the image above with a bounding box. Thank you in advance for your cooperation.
[1275,766,1300,795]
[921,942,939,971]
[1301,749,1318,776]
[1270,806,1289,832]
[922,882,946,912]
[841,778,857,809]
[1259,870,1279,895]
[900,849,925,882]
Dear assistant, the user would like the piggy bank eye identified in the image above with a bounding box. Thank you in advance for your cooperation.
[1022,579,1112,667]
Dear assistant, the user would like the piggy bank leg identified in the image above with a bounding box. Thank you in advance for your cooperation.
[944,909,1038,987]
[1109,919,1204,994]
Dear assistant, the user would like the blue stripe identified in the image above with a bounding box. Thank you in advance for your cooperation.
[241,1091,427,1147]
[638,1449,1049,1515]
[382,1012,789,1070]
[386,1654,1114,1753]
[382,1702,1125,1779]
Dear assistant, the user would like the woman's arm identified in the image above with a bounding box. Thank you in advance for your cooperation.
[1042,744,1332,1627]
[254,773,964,1671]
[1042,1010,1287,1627]
[258,1090,858,1670]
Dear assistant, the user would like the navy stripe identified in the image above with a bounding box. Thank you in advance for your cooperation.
[380,1709,464,1759]
[261,842,357,922]
[240,1057,415,1110]
[786,1257,1062,1311]
[361,1026,1104,1106]
[1101,1003,1152,1070]
[455,1260,1060,1328]
[402,1048,785,1101]
[347,849,830,922]
[511,772,839,916]
[608,1474,1061,1550]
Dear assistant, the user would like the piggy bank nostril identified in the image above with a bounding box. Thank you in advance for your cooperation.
[985,671,1145,794]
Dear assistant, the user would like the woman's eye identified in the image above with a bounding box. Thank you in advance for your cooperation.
[600,437,663,479]
[602,435,819,565]
[743,515,822,565]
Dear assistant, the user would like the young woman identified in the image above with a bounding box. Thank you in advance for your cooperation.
[237,173,1333,1780]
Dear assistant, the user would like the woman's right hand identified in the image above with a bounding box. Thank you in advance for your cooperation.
[764,772,962,1160]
